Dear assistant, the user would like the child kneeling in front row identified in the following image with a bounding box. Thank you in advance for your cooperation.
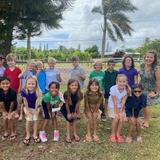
[40,81,64,142]
[0,77,19,140]
[125,84,147,143]
[21,76,42,145]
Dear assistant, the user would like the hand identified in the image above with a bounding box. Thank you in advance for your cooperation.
[86,111,92,119]
[93,111,98,119]
[8,113,12,120]
[67,113,72,120]
[118,111,124,119]
[130,117,136,125]
[72,112,77,119]
[24,108,30,116]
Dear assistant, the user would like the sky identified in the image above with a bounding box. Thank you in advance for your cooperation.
[15,0,160,52]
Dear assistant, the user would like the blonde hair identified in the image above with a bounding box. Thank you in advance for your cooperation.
[6,53,16,61]
[116,74,131,96]
[24,76,42,108]
[36,60,44,69]
[93,60,103,69]
[48,57,56,64]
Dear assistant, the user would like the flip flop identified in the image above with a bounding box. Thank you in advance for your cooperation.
[93,135,99,142]
[142,122,149,128]
[33,137,41,143]
[23,137,30,145]
[85,135,92,142]
[2,133,9,140]
[73,135,80,142]
[10,134,17,140]
[65,137,72,143]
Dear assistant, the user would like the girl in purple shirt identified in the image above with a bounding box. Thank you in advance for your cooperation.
[21,76,42,145]
[118,55,138,87]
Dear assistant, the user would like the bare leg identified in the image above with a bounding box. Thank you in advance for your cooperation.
[127,120,134,137]
[66,121,71,139]
[26,121,31,139]
[41,119,48,131]
[117,117,123,136]
[3,118,8,136]
[52,113,58,130]
[111,117,118,136]
[86,118,92,138]
[33,120,38,138]
[143,106,150,127]
[73,120,78,137]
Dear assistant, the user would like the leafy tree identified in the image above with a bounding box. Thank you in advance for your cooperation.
[92,0,137,57]
[85,45,99,58]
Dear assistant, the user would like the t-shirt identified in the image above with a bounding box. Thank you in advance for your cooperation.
[21,90,37,109]
[3,67,21,93]
[37,70,46,94]
[89,70,105,91]
[70,65,85,88]
[108,85,127,108]
[118,68,138,87]
[20,70,36,90]
[0,88,17,112]
[125,94,147,118]
[45,68,60,90]
[42,92,63,107]
[0,66,5,77]
[103,69,118,98]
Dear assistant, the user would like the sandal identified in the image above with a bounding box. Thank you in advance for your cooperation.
[65,137,72,143]
[34,137,41,143]
[10,134,17,140]
[93,135,99,142]
[2,133,9,140]
[85,135,92,142]
[117,135,124,143]
[109,135,117,142]
[142,122,149,128]
[126,137,132,143]
[73,135,80,142]
[23,137,30,145]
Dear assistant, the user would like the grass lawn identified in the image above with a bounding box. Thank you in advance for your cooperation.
[0,103,160,160]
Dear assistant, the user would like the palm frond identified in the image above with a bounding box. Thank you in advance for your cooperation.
[92,6,103,15]
[112,23,124,41]
[106,21,117,41]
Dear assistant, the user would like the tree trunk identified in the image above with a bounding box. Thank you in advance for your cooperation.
[101,16,107,58]
[27,34,31,59]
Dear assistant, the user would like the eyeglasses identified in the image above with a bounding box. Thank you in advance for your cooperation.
[134,90,142,93]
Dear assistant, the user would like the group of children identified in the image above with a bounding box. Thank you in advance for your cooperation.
[0,53,147,145]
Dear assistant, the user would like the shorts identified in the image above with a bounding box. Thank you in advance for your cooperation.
[25,108,39,121]
[108,108,125,119]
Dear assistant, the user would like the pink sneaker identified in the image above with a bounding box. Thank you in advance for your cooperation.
[53,130,59,141]
[39,131,47,142]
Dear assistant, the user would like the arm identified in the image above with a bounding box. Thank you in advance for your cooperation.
[111,95,118,114]
[94,96,102,113]
[47,103,52,117]
[9,101,14,113]
[0,102,7,113]
[134,75,138,84]
[155,68,160,92]
[84,94,91,113]
[120,96,127,112]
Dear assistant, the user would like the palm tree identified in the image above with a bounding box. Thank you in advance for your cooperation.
[92,0,137,57]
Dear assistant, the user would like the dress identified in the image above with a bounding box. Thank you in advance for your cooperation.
[140,63,160,105]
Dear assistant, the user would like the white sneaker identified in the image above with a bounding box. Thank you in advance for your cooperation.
[39,131,47,142]
[53,130,59,141]
[137,136,142,143]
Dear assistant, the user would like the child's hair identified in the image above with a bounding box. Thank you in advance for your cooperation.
[93,60,103,69]
[24,76,42,107]
[6,53,16,61]
[66,79,83,106]
[48,57,56,64]
[36,60,44,69]
[122,55,135,69]
[116,74,131,96]
[132,83,143,91]
[107,59,115,65]
[0,76,10,83]
[71,56,79,62]
[87,79,100,93]
[48,81,60,90]
[144,50,157,68]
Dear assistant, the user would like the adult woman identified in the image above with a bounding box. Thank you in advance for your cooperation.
[140,50,160,128]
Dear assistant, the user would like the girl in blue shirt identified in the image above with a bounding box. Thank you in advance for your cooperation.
[125,84,147,143]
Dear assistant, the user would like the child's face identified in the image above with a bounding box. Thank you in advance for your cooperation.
[72,61,79,67]
[90,82,99,93]
[107,62,115,70]
[133,88,142,98]
[117,77,127,89]
[69,81,79,92]
[124,57,132,68]
[37,63,43,70]
[94,63,102,71]
[49,84,58,96]
[26,78,36,92]
[7,59,16,68]
[1,80,10,92]
[28,63,36,71]
[48,62,56,69]
[0,58,4,66]
[144,53,155,65]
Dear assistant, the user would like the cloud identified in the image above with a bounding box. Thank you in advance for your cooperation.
[16,0,160,51]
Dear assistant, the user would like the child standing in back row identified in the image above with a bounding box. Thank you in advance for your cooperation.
[45,58,61,91]
[61,79,83,143]
[0,54,5,78]
[108,74,130,143]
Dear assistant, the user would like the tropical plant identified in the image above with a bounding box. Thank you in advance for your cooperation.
[92,0,137,57]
